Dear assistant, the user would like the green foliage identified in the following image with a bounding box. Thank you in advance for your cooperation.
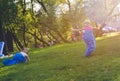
[0,0,18,24]
[0,0,87,49]
[1,34,120,81]
[42,0,66,6]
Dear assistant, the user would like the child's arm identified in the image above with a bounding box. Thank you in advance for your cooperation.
[26,56,30,62]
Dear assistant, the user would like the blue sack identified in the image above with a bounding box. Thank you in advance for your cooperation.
[0,42,4,57]
[3,52,26,66]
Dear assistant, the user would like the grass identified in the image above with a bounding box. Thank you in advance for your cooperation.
[1,33,120,81]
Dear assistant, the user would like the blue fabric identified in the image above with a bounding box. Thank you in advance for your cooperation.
[0,53,4,57]
[82,30,96,57]
[3,52,26,66]
[0,42,4,55]
[3,59,17,66]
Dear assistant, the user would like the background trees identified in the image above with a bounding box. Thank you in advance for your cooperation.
[0,0,18,54]
[84,0,120,36]
[0,0,120,54]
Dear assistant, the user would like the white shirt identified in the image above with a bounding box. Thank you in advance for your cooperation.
[20,52,28,57]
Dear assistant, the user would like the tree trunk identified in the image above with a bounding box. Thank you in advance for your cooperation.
[49,31,60,44]
[0,15,9,55]
[56,30,70,43]
[23,0,27,47]
[27,31,49,46]
[36,0,48,14]
[34,30,38,47]
[10,28,23,50]
[6,29,14,52]
[0,20,4,41]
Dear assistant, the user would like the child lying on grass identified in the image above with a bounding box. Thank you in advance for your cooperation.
[2,48,30,66]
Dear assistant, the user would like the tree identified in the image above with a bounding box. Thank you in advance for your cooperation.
[0,0,18,54]
[84,0,120,36]
[84,0,120,25]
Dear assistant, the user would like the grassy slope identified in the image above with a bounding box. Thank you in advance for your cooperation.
[1,34,120,81]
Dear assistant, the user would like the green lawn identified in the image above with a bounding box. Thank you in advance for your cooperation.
[1,33,120,81]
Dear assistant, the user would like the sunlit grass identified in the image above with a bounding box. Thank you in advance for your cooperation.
[96,32,120,41]
[0,33,120,81]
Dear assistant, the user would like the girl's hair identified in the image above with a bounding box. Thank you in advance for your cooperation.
[23,47,29,51]
[84,19,90,23]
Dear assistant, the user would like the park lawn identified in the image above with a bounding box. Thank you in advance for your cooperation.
[1,33,120,81]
